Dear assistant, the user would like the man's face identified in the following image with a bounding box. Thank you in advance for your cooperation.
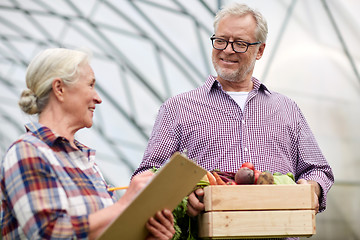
[212,14,265,84]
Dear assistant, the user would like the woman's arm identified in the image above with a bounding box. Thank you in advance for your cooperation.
[88,171,175,240]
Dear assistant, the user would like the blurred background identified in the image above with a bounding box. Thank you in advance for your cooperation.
[0,0,359,239]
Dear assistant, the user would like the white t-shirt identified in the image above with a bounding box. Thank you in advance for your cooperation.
[227,91,249,111]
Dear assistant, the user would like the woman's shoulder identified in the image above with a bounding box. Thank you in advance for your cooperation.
[14,131,48,148]
[1,132,51,173]
[4,132,50,160]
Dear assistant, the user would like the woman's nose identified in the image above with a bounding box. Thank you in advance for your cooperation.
[94,91,102,104]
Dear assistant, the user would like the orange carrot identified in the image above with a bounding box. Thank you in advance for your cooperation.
[212,171,226,185]
[207,171,217,185]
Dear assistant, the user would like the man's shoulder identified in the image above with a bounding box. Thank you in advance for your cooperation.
[164,84,207,105]
[270,91,297,104]
[258,83,297,104]
[164,75,215,103]
[258,88,302,115]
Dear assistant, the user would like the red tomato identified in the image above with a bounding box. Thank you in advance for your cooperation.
[227,180,237,185]
[254,170,261,184]
[241,162,255,171]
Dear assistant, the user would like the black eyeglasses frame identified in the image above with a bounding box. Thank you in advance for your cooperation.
[210,35,261,53]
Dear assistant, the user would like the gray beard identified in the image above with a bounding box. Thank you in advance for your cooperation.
[214,65,244,82]
[212,58,256,83]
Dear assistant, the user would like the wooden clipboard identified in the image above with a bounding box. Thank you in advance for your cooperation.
[98,152,207,240]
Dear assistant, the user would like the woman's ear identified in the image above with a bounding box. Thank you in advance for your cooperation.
[52,78,64,102]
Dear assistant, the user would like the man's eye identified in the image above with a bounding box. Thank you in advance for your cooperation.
[215,39,226,44]
[234,41,247,48]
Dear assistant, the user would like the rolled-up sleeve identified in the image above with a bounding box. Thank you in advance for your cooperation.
[296,108,334,212]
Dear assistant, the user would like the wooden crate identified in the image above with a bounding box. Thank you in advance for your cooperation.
[198,185,316,239]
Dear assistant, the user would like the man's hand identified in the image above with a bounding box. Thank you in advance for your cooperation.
[297,179,321,213]
[186,188,205,217]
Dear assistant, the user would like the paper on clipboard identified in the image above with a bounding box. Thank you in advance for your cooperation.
[98,152,207,240]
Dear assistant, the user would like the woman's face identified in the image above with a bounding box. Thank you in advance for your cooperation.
[63,63,102,130]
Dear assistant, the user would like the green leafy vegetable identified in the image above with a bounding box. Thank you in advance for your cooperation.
[172,179,209,239]
[150,164,209,239]
[273,172,296,185]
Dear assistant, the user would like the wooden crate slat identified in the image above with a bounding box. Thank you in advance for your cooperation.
[204,185,315,211]
[198,210,316,239]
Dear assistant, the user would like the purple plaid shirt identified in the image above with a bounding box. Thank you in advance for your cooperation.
[0,122,115,239]
[134,75,334,213]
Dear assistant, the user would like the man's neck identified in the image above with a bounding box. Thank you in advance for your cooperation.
[217,76,253,92]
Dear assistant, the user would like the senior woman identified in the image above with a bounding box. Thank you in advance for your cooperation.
[0,48,175,239]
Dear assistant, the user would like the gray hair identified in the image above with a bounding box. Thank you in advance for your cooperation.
[19,48,91,115]
[213,2,268,43]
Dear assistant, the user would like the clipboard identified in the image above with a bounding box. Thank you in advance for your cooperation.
[98,152,207,240]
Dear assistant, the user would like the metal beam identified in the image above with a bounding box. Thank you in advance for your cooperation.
[321,0,360,85]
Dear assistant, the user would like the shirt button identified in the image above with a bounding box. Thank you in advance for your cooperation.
[244,147,248,151]
[242,120,245,124]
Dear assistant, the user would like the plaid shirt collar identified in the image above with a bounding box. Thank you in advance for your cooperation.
[25,122,93,155]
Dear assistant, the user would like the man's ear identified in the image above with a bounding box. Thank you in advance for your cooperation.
[256,43,266,60]
[52,78,65,102]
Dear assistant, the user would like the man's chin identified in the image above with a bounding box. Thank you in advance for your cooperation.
[217,72,240,82]
[213,63,241,82]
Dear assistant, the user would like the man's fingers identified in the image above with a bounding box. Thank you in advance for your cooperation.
[297,179,320,214]
[187,191,205,217]
[296,179,308,184]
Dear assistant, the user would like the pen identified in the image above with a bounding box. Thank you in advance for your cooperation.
[107,186,128,192]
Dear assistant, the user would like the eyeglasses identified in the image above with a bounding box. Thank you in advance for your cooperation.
[210,35,261,53]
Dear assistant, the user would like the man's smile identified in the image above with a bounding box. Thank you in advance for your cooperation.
[220,57,239,64]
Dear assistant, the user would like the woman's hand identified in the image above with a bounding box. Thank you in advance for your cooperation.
[88,171,155,239]
[119,170,154,206]
[145,209,175,240]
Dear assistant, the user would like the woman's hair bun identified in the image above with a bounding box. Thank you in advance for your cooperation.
[18,88,39,114]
